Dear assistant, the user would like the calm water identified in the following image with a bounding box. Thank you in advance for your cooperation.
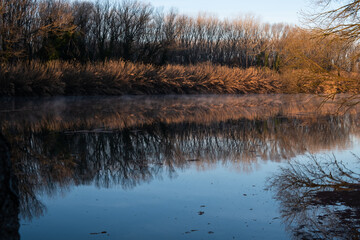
[1,95,360,239]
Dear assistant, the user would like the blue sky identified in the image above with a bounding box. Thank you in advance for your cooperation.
[147,0,313,24]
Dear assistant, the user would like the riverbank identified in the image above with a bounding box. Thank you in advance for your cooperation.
[1,60,359,96]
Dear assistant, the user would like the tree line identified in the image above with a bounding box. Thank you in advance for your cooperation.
[1,0,359,72]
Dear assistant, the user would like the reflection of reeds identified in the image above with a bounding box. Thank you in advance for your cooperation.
[2,94,359,133]
[2,96,359,164]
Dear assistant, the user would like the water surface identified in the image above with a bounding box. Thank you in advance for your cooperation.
[1,95,359,239]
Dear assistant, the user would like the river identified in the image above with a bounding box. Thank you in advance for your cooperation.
[1,94,359,239]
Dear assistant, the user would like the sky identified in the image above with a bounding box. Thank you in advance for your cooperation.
[147,0,313,24]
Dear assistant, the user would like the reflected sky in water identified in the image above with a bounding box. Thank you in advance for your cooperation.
[1,95,360,239]
[22,163,286,240]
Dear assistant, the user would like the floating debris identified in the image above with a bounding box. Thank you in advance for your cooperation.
[90,231,107,235]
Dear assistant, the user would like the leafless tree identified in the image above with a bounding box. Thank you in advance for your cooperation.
[268,154,360,239]
[310,0,360,40]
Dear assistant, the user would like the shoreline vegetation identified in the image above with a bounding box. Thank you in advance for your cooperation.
[1,0,360,96]
[1,60,360,96]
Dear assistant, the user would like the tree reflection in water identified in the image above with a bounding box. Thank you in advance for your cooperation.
[1,95,360,236]
[6,114,359,222]
[268,155,360,239]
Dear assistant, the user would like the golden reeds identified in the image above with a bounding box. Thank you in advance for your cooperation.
[1,60,359,96]
[0,60,280,96]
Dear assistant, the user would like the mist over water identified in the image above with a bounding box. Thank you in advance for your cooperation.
[1,94,360,239]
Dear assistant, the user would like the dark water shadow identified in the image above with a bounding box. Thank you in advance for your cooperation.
[0,132,20,240]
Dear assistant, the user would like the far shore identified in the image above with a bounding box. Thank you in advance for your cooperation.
[1,60,359,97]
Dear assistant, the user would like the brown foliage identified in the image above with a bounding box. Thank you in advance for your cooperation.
[2,60,360,96]
[0,60,282,96]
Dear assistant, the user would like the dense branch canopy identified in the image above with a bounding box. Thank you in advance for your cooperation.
[311,0,360,40]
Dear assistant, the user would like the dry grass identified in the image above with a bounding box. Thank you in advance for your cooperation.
[0,60,281,96]
[1,60,359,96]
[280,69,360,94]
